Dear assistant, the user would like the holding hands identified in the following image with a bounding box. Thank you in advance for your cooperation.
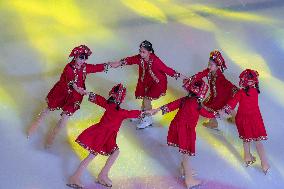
[108,61,121,68]
[144,108,160,116]
[218,109,230,119]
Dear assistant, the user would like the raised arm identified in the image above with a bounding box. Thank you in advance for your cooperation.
[88,92,108,109]
[191,68,210,80]
[157,58,181,80]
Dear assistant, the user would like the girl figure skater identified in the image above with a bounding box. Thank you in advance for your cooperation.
[27,45,117,148]
[188,50,238,130]
[67,84,148,188]
[220,69,269,174]
[108,40,187,129]
[148,78,219,188]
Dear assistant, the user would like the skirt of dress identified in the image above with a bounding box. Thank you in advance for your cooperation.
[76,124,118,156]
[167,120,196,156]
[135,80,166,100]
[46,82,83,115]
[235,111,267,142]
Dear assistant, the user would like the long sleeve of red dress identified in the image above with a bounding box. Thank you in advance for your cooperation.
[86,63,107,73]
[192,68,210,80]
[88,92,108,109]
[199,107,217,118]
[156,58,180,79]
[160,97,184,115]
[124,110,142,119]
[62,64,77,91]
[120,55,140,66]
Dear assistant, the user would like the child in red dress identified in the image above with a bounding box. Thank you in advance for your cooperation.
[149,79,219,189]
[188,50,238,130]
[27,45,117,148]
[108,40,187,129]
[220,69,270,174]
[67,84,147,188]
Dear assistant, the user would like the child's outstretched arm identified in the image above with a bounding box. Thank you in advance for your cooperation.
[108,55,141,68]
[200,107,219,119]
[145,108,160,116]
[88,92,108,109]
[148,97,185,116]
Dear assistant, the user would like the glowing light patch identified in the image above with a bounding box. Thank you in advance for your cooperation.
[188,4,276,24]
[121,0,167,23]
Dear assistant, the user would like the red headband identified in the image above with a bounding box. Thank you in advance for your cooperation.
[239,69,259,88]
[69,45,92,58]
[109,84,127,104]
[183,78,208,99]
[210,50,227,70]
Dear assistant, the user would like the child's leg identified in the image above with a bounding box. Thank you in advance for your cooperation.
[142,98,152,111]
[243,141,252,161]
[180,161,196,178]
[137,98,153,129]
[68,153,97,187]
[255,141,270,172]
[182,154,201,188]
[227,110,236,123]
[98,149,120,186]
[243,141,256,167]
[203,118,218,129]
[45,113,69,148]
[27,108,50,138]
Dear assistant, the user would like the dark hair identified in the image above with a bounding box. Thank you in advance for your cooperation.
[78,53,88,60]
[244,83,260,96]
[179,91,202,110]
[244,72,260,96]
[140,40,154,53]
[255,83,260,93]
[244,86,250,96]
[107,85,121,110]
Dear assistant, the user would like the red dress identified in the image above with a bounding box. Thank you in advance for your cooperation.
[76,93,142,156]
[224,88,267,142]
[161,97,216,155]
[194,68,238,111]
[46,61,107,116]
[121,53,180,100]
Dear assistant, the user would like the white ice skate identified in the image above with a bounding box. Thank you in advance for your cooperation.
[136,116,153,130]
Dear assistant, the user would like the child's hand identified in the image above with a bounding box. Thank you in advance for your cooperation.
[180,74,188,80]
[146,109,160,116]
[218,109,228,119]
[183,78,190,84]
[109,61,121,68]
[77,87,88,95]
[83,90,90,95]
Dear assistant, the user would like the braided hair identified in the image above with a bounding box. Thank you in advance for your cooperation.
[244,72,260,96]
